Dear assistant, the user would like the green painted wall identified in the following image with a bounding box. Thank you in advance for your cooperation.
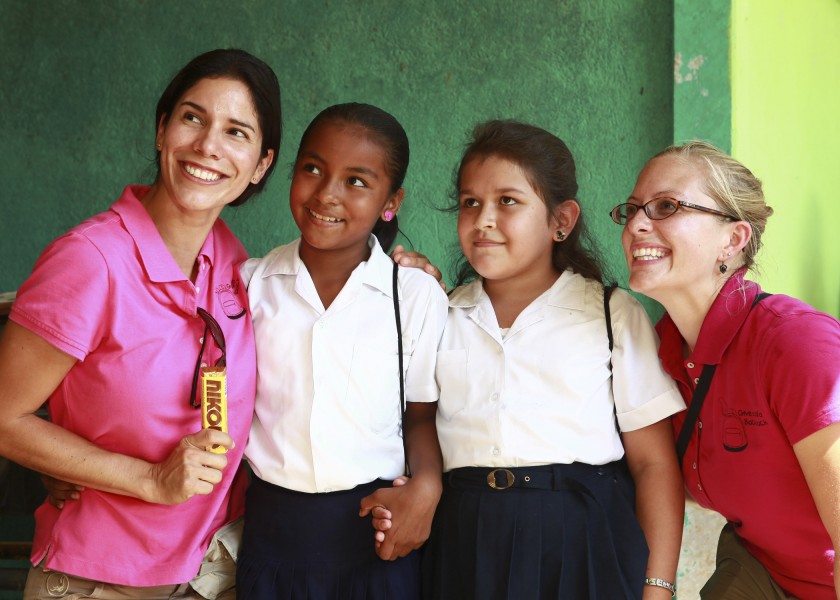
[0,0,673,302]
[674,0,731,151]
[731,0,840,316]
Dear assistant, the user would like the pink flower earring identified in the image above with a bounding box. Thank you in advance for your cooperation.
[383,211,394,222]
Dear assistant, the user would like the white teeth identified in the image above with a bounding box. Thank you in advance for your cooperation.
[184,164,221,181]
[309,209,342,223]
[633,247,668,260]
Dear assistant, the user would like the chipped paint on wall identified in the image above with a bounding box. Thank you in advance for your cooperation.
[675,51,708,96]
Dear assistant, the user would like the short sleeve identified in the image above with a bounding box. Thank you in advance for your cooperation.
[610,290,685,432]
[239,257,260,287]
[10,233,111,360]
[400,269,448,405]
[759,309,840,444]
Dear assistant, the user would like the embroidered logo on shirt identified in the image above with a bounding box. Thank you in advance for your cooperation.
[216,281,245,319]
[722,408,748,452]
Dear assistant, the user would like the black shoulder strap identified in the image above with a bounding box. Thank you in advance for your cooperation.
[675,291,772,465]
[604,284,617,358]
[392,261,409,475]
[604,284,619,433]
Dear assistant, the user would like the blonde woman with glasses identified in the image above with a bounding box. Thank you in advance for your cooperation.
[610,141,840,600]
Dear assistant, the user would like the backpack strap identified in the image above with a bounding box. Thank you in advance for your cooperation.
[392,261,409,475]
[675,291,772,465]
[604,284,619,433]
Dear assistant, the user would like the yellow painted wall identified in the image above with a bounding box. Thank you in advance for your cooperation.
[731,1,840,316]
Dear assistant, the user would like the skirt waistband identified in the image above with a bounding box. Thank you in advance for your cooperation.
[446,461,626,491]
[250,475,386,497]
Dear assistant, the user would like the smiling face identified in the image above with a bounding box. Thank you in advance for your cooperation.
[621,154,739,304]
[290,120,402,263]
[457,156,560,288]
[153,76,273,221]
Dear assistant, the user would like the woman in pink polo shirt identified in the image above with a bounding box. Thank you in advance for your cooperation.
[609,141,840,599]
[0,49,280,598]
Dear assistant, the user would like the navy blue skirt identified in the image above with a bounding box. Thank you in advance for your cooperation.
[422,461,648,600]
[237,476,420,600]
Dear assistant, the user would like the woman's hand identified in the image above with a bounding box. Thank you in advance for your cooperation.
[391,245,445,290]
[144,429,234,505]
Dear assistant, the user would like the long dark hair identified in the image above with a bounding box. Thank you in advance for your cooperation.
[451,119,605,286]
[297,102,409,252]
[154,48,282,207]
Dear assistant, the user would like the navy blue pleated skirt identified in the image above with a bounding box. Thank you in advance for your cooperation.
[421,461,648,600]
[237,476,420,600]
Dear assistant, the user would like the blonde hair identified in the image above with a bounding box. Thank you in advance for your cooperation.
[654,141,774,272]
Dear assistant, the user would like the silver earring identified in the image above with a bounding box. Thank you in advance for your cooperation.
[555,230,566,242]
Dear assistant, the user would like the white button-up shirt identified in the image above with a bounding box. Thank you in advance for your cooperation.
[242,237,448,493]
[436,271,684,471]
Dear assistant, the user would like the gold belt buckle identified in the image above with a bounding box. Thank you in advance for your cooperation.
[487,468,515,490]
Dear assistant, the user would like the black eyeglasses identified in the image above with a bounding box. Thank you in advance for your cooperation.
[190,307,227,408]
[609,198,738,225]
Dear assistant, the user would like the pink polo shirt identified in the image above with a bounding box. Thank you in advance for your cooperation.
[10,185,256,586]
[657,271,840,599]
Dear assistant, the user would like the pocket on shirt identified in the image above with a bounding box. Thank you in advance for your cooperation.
[436,348,468,420]
[351,343,402,433]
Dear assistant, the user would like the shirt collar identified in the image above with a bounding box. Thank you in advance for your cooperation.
[447,269,585,309]
[112,185,216,283]
[259,235,396,298]
[657,268,762,367]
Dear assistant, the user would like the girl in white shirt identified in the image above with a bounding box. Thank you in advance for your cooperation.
[421,120,685,599]
[237,103,447,600]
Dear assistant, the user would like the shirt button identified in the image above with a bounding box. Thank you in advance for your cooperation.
[201,362,208,368]
[195,286,201,293]
[692,462,697,470]
[694,377,700,384]
[687,362,695,368]
[698,483,703,491]
[490,393,500,402]
[199,337,204,343]
[698,421,703,429]
[492,447,500,456]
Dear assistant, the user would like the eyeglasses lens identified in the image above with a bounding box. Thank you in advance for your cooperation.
[649,199,679,220]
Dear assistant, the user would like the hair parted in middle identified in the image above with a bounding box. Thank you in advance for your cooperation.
[154,48,282,207]
[296,102,409,252]
[450,119,606,286]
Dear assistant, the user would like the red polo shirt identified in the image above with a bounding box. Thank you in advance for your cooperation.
[657,270,840,599]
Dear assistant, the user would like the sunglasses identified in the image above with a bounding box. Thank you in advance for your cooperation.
[610,197,738,225]
[190,307,227,409]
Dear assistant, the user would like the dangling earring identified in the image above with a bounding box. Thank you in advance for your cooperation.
[554,230,566,242]
[383,211,394,222]
[719,250,731,273]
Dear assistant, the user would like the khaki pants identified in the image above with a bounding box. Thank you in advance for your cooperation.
[700,523,792,600]
[23,518,241,600]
